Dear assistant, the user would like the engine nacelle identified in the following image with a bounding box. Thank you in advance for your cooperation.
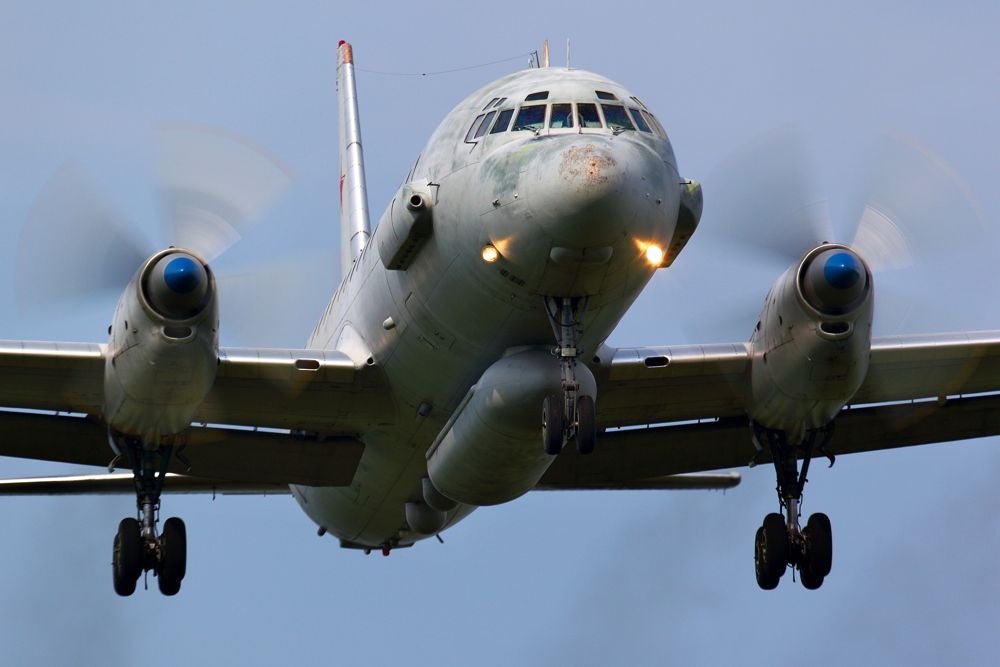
[103,248,219,444]
[426,348,596,506]
[747,244,873,442]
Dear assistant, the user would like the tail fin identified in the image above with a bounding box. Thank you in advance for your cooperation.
[337,40,372,278]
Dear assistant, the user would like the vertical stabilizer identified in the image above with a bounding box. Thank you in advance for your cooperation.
[337,40,372,278]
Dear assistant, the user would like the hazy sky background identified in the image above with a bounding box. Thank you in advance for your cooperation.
[2,2,1000,665]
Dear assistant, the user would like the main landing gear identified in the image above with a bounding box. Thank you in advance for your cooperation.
[542,296,596,456]
[111,438,187,596]
[751,423,834,590]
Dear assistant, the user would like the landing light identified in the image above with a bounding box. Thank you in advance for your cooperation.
[644,244,664,266]
[481,244,500,263]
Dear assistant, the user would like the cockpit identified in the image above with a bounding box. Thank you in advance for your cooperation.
[464,88,668,144]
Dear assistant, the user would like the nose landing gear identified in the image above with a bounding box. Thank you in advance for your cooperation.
[111,437,188,596]
[751,424,834,590]
[542,296,597,455]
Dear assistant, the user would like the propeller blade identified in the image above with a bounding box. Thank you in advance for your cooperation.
[849,131,991,273]
[215,254,334,348]
[701,125,835,270]
[155,125,293,262]
[847,132,1000,333]
[16,163,151,312]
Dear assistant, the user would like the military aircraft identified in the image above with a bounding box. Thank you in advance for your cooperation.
[2,40,999,596]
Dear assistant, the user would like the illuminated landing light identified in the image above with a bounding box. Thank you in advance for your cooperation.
[644,244,664,267]
[481,244,500,263]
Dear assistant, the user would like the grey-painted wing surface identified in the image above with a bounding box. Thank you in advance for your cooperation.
[543,393,1000,488]
[197,347,392,433]
[0,473,289,495]
[0,411,362,486]
[595,331,1000,428]
[0,341,391,434]
[0,340,105,414]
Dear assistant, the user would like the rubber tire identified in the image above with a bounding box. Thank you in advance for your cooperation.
[576,395,596,455]
[157,517,187,596]
[799,565,824,590]
[113,517,143,597]
[805,513,833,577]
[754,527,779,590]
[760,513,788,582]
[542,394,564,455]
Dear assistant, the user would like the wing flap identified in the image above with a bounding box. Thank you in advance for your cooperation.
[0,473,289,495]
[0,410,363,486]
[543,393,1000,487]
[535,472,741,491]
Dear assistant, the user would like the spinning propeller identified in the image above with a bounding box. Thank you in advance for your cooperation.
[666,126,997,340]
[16,126,303,340]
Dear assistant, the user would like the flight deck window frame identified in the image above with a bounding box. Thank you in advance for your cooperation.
[490,108,515,134]
[465,113,488,143]
[547,103,575,131]
[511,104,547,133]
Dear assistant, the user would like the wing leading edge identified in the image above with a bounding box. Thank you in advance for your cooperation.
[0,340,390,487]
[534,331,1000,490]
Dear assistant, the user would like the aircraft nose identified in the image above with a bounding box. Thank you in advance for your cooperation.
[522,136,657,248]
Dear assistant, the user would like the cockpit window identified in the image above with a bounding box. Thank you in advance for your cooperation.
[642,110,667,138]
[525,91,549,101]
[482,98,499,111]
[474,110,498,139]
[596,90,617,100]
[493,97,507,108]
[600,104,635,131]
[576,103,602,128]
[549,104,573,129]
[490,108,514,134]
[465,114,487,142]
[627,107,652,133]
[512,105,546,131]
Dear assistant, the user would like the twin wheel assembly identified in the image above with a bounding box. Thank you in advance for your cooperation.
[112,515,187,596]
[755,511,832,590]
[752,423,835,590]
[110,438,188,596]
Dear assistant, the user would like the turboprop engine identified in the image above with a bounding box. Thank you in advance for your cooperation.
[746,244,873,443]
[103,248,219,445]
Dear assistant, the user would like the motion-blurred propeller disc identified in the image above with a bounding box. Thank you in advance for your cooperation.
[156,125,293,261]
[18,126,295,318]
[16,163,150,312]
[664,125,997,341]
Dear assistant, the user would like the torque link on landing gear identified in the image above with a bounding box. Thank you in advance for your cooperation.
[110,436,188,596]
[542,296,597,455]
[751,423,834,590]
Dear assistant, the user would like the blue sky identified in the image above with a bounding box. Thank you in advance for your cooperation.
[2,2,1000,665]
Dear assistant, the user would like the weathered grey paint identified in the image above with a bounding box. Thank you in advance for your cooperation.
[294,66,687,549]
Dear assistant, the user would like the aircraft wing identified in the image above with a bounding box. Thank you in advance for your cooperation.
[0,340,386,486]
[541,331,1000,488]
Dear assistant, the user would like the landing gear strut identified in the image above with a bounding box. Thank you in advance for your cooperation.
[542,296,596,455]
[111,437,187,596]
[751,423,834,590]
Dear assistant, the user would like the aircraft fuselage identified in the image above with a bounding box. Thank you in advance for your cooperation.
[294,67,685,550]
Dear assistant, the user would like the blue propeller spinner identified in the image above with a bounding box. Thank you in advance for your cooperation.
[823,251,862,290]
[163,256,201,294]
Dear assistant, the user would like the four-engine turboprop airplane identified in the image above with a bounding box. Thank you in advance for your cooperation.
[3,41,1000,596]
